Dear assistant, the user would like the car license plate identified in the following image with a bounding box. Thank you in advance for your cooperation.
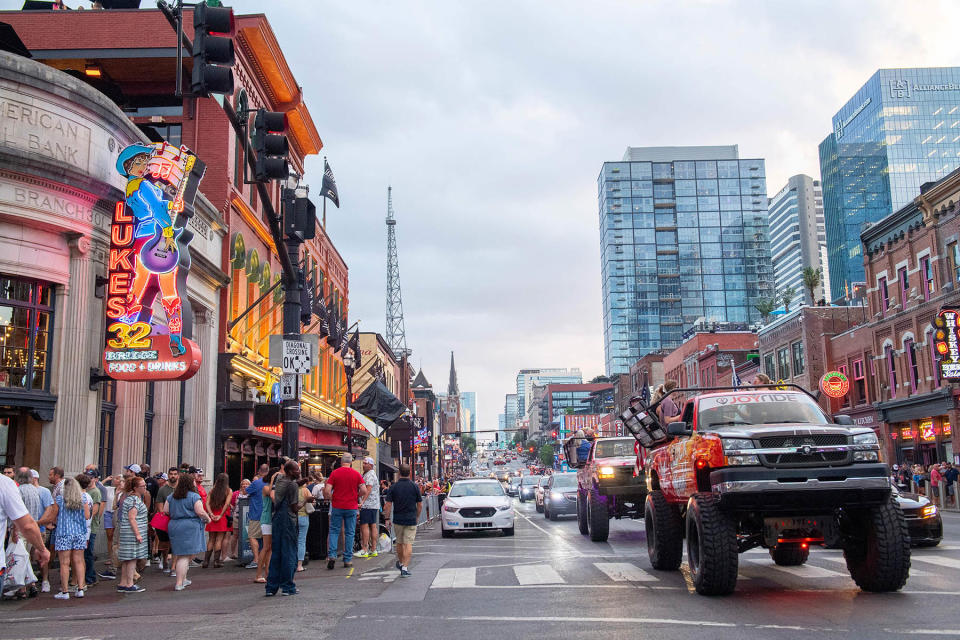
[764,516,826,532]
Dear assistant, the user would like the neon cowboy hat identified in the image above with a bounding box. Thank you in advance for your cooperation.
[115,143,154,177]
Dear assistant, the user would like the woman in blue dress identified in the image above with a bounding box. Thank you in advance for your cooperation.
[38,476,91,600]
[163,473,210,591]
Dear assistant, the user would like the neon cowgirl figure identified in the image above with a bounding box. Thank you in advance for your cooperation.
[115,143,190,356]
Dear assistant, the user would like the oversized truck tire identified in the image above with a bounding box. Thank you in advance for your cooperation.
[770,544,809,566]
[577,490,589,535]
[843,498,910,592]
[686,493,739,596]
[588,486,610,542]
[645,490,683,570]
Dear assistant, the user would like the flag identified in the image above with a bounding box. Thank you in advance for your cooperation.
[731,360,742,389]
[312,291,330,339]
[639,370,651,406]
[342,330,361,369]
[321,158,339,208]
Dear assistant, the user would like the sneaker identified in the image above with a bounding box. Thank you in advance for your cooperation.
[190,559,202,568]
[97,570,116,580]
[264,591,277,597]
[326,559,335,570]
[170,573,176,578]
[182,579,192,588]
[400,568,411,578]
[67,584,77,593]
[174,584,186,592]
[75,589,84,598]
[163,568,171,575]
[244,562,258,569]
[370,551,379,557]
[54,591,69,600]
[343,561,353,569]
[395,561,402,571]
[281,589,300,596]
[118,585,146,593]
[41,580,51,593]
[354,550,369,558]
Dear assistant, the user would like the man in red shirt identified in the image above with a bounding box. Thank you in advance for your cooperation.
[323,453,369,569]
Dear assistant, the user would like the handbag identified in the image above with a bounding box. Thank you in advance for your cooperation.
[149,511,170,532]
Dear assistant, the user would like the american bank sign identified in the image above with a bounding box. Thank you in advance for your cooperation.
[890,79,960,99]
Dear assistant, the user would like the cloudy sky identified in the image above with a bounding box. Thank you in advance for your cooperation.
[21,0,960,435]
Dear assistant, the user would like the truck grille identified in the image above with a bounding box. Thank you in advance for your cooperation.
[459,507,496,519]
[758,435,848,447]
[765,452,850,466]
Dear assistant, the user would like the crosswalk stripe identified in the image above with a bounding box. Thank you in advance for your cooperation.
[431,567,477,588]
[513,564,565,585]
[743,559,847,578]
[593,562,657,582]
[817,555,933,577]
[911,555,960,570]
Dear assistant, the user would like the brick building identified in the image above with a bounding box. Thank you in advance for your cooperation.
[2,8,351,482]
[757,306,864,407]
[662,330,758,389]
[853,170,960,466]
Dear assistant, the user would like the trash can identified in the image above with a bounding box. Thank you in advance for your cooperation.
[306,499,329,560]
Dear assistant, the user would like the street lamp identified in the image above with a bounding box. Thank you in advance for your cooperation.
[343,351,355,456]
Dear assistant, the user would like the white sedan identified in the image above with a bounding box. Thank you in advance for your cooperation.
[441,479,515,537]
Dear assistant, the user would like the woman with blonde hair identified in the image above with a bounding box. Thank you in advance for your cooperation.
[652,380,680,424]
[39,476,92,600]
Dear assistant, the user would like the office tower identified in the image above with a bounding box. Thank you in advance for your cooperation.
[599,145,773,374]
[819,67,960,301]
[768,175,830,304]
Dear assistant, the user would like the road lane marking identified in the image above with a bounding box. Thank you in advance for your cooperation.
[752,560,847,578]
[593,562,657,582]
[513,564,565,585]
[817,555,933,577]
[431,567,477,588]
[911,555,960,569]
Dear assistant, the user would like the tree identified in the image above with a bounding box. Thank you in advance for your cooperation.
[755,297,777,324]
[460,435,477,455]
[781,286,797,313]
[589,375,611,383]
[539,444,555,467]
[802,267,821,306]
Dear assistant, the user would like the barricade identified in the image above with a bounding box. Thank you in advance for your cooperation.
[417,493,441,529]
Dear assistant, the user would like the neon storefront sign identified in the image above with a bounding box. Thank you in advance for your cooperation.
[819,371,850,398]
[933,309,960,379]
[102,142,206,382]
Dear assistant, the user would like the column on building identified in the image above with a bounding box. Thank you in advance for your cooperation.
[184,305,216,473]
[113,380,146,474]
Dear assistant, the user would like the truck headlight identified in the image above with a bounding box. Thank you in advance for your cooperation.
[852,432,880,461]
[721,438,759,466]
[598,466,616,478]
[853,451,879,462]
[853,432,878,445]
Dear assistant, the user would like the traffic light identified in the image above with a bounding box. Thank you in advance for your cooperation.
[282,189,314,240]
[933,315,949,357]
[551,430,557,439]
[191,3,235,97]
[253,109,289,182]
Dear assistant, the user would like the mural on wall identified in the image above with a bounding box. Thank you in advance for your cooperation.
[103,141,207,381]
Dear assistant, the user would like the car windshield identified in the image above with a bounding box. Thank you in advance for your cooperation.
[593,438,636,458]
[449,482,505,497]
[697,393,829,430]
[510,477,522,486]
[551,474,578,488]
[522,476,543,485]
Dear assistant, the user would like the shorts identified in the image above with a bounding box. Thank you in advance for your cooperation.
[103,511,114,529]
[261,523,272,536]
[394,525,417,545]
[359,508,379,525]
[247,520,262,540]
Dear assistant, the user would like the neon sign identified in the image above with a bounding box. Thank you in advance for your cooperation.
[919,419,936,442]
[933,309,960,379]
[819,371,850,398]
[102,142,206,382]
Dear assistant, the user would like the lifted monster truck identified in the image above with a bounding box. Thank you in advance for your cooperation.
[563,436,647,542]
[634,387,909,596]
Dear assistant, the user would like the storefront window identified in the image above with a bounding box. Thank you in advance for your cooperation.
[776,348,790,380]
[0,276,54,391]
[791,341,805,376]
[99,380,116,474]
[853,359,867,405]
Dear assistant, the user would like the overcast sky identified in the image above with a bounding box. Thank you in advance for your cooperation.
[20,0,960,436]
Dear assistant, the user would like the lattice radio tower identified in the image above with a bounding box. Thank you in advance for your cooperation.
[385,186,410,359]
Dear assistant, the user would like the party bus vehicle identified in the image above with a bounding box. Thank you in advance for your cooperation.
[620,385,909,596]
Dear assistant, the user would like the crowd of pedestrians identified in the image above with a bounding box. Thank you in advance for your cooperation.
[894,461,959,505]
[1,454,428,601]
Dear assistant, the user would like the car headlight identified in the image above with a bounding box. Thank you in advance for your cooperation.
[853,432,878,445]
[443,505,458,513]
[921,504,938,518]
[598,466,616,478]
[550,491,563,500]
[497,504,512,511]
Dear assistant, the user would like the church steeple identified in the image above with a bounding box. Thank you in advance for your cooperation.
[448,351,459,396]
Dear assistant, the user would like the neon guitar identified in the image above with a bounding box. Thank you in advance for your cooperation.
[138,153,197,274]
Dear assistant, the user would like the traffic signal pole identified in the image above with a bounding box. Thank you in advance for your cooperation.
[280,194,303,460]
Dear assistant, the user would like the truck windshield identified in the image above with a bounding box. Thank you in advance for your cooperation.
[593,438,636,458]
[697,393,829,430]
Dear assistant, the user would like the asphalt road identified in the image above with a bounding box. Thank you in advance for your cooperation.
[4,459,959,640]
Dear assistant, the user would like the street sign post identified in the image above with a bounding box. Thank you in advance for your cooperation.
[281,339,312,374]
[279,373,299,400]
